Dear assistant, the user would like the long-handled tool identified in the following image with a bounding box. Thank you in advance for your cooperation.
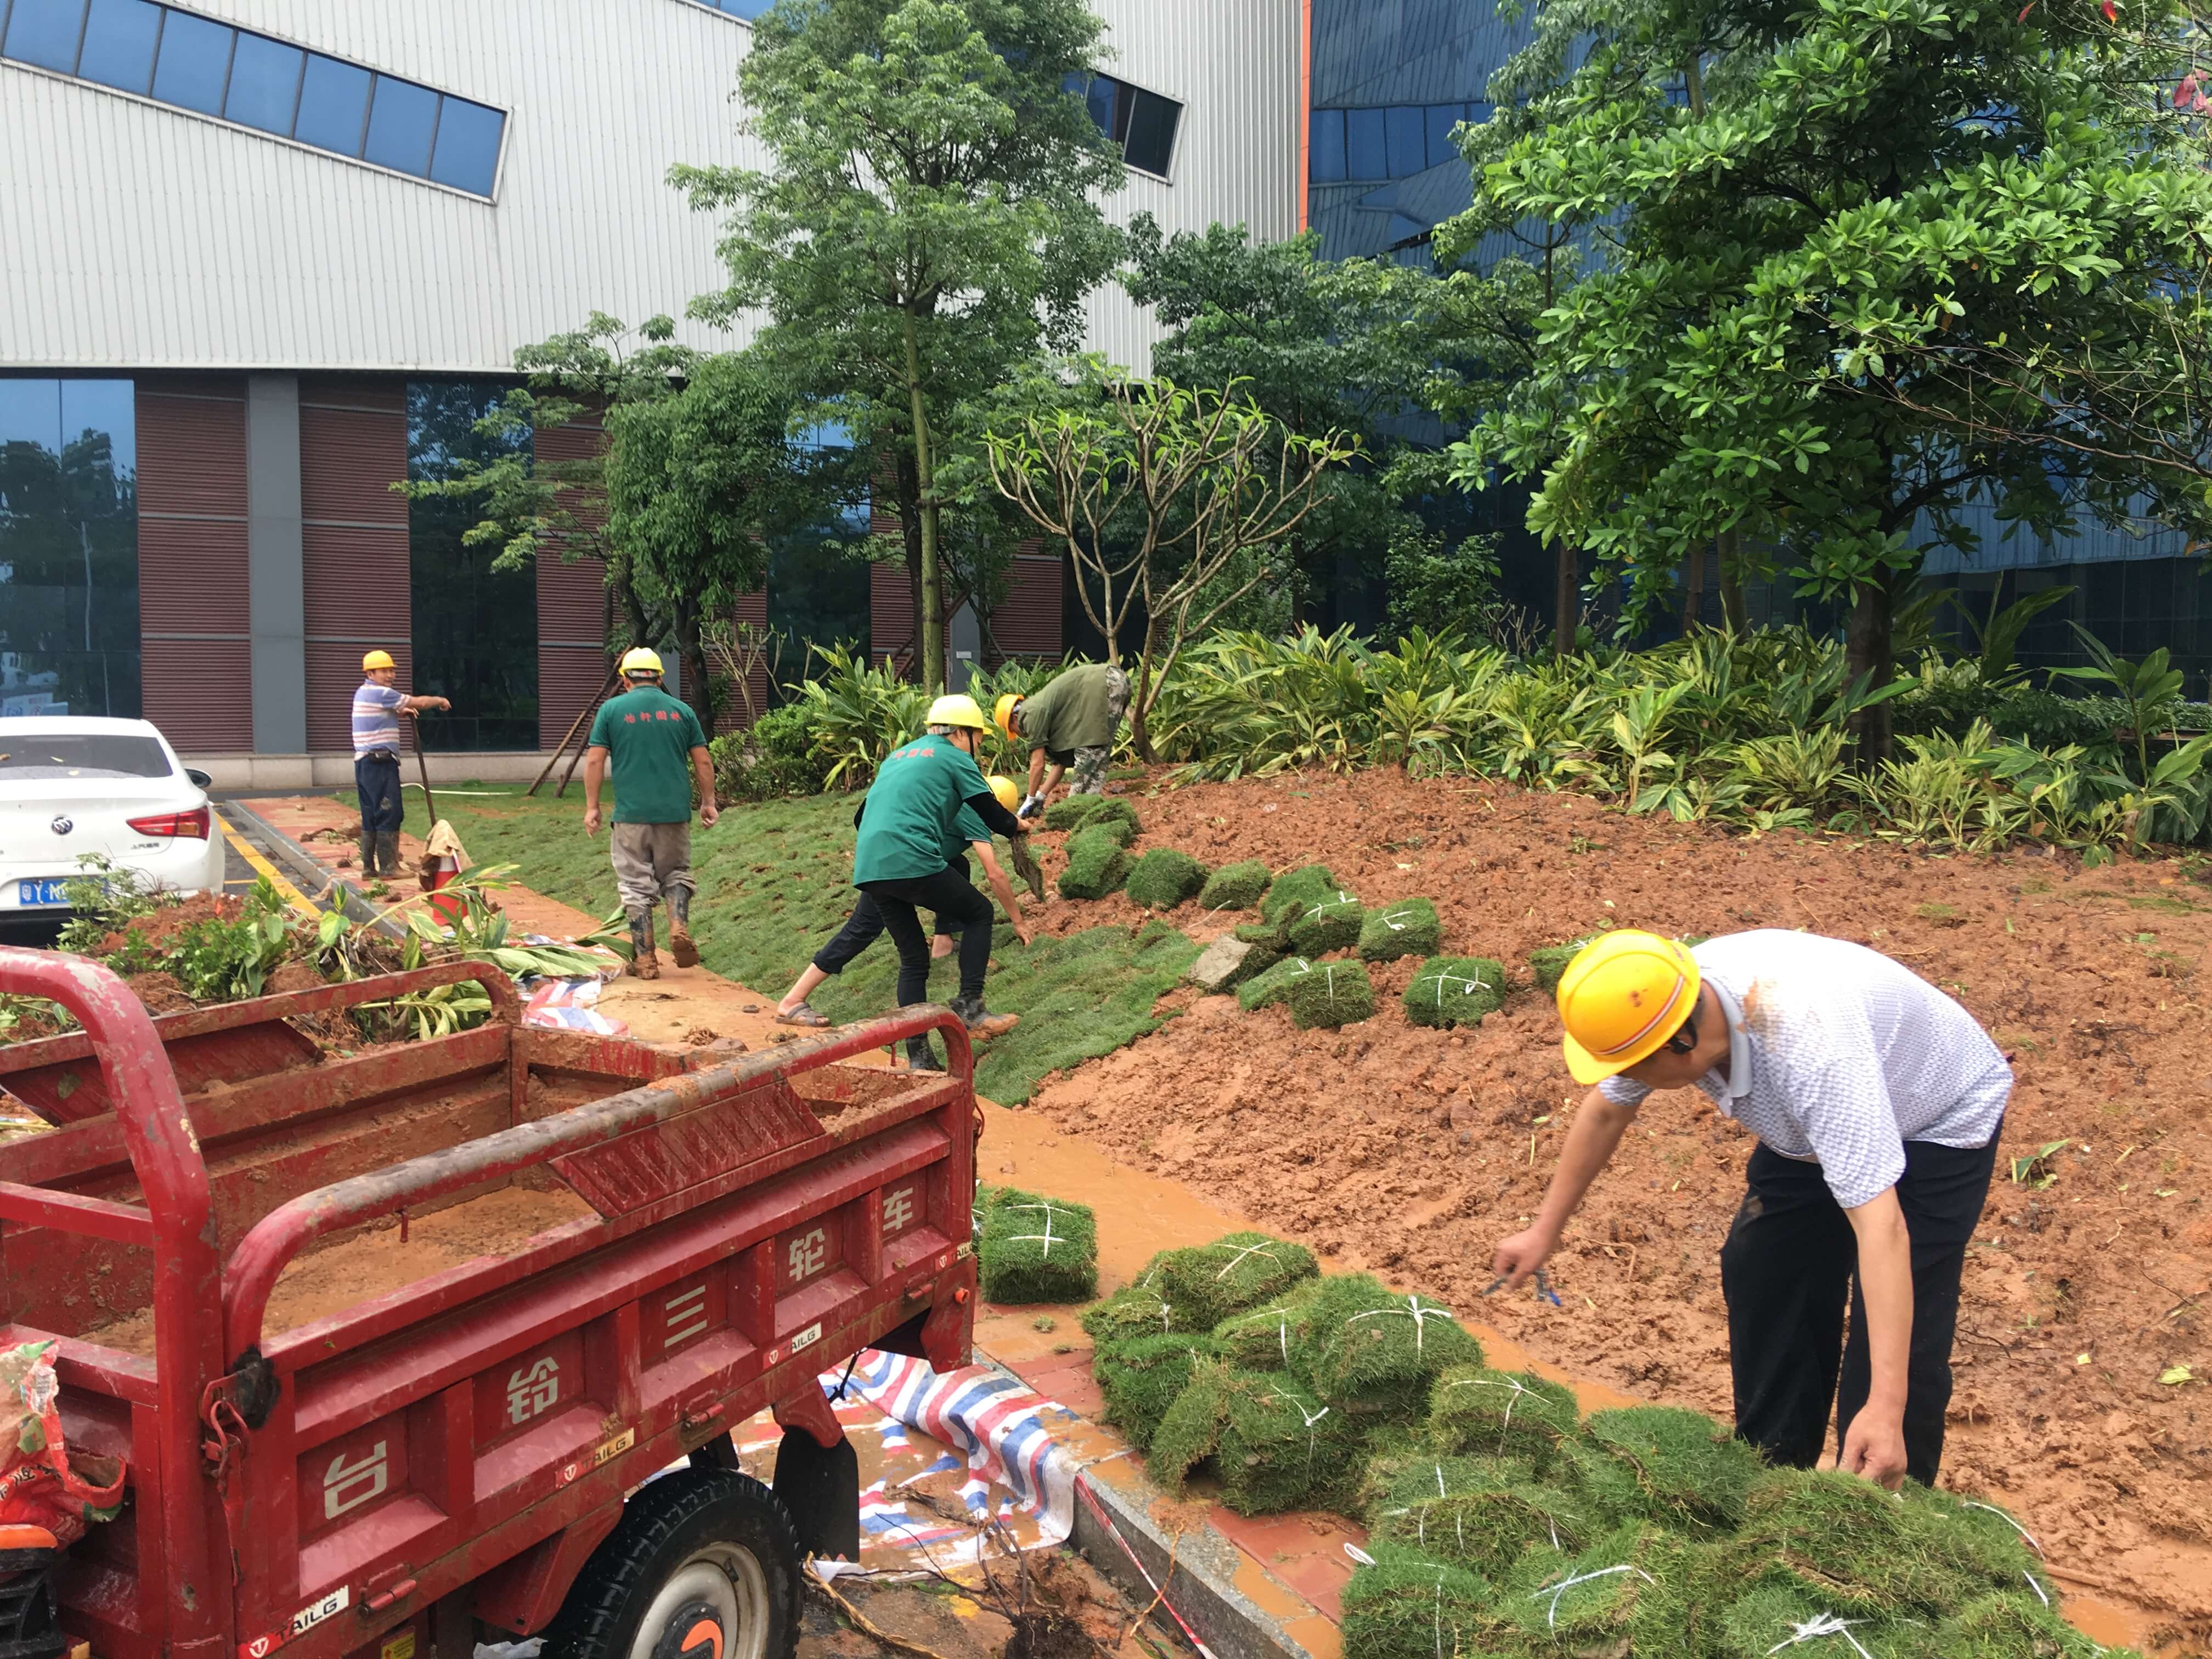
[408,712,439,845]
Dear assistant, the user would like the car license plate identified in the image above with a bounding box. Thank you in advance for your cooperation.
[16,879,69,907]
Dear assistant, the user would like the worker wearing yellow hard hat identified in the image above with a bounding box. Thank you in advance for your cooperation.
[994,659,1129,818]
[582,646,716,979]
[1497,927,2012,1495]
[350,648,451,881]
[774,771,1034,1032]
[838,694,1035,1069]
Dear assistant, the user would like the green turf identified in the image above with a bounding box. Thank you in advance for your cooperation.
[1358,898,1442,963]
[1196,859,1271,912]
[1124,848,1210,910]
[376,785,1195,1102]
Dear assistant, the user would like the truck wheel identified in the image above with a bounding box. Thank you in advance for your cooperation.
[545,1469,802,1659]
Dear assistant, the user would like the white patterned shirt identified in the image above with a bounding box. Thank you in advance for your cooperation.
[1597,930,2011,1209]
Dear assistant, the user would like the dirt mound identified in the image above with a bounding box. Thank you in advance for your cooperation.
[1026,767,2212,1623]
[99,893,244,955]
[123,971,195,1014]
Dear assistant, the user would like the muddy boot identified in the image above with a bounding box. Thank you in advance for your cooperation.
[950,994,1019,1041]
[358,834,380,878]
[629,909,660,981]
[667,886,699,968]
[376,832,402,883]
[904,1034,944,1072]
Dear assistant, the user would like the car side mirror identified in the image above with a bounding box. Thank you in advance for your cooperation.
[185,768,213,789]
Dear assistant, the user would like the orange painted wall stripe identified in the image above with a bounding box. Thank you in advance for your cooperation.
[1297,0,1313,233]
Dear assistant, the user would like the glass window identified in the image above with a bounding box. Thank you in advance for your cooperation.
[292,53,370,155]
[1124,86,1178,177]
[1087,72,1122,140]
[0,733,170,778]
[3,0,88,72]
[428,94,501,195]
[1425,103,1465,170]
[407,383,537,752]
[222,29,300,134]
[0,377,142,721]
[362,72,437,174]
[716,0,775,14]
[1345,107,1386,178]
[149,7,230,115]
[1384,105,1425,176]
[1309,108,1345,183]
[76,0,159,93]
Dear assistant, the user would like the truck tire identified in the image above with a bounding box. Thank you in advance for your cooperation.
[544,1469,802,1659]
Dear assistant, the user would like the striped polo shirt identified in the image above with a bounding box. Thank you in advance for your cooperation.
[352,680,406,758]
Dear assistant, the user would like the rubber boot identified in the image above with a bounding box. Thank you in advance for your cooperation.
[667,885,699,968]
[950,994,1019,1040]
[904,1034,944,1072]
[376,832,402,883]
[358,833,379,878]
[629,909,660,981]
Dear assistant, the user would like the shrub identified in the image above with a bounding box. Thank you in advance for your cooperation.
[975,1187,1097,1304]
[1285,889,1364,956]
[713,704,833,802]
[1237,955,1316,1012]
[1404,956,1507,1029]
[1290,1273,1483,1418]
[1285,959,1375,1028]
[1197,858,1272,911]
[1125,848,1210,910]
[1429,1366,1582,1473]
[1095,1333,1215,1451]
[1358,897,1442,962]
[1150,1232,1319,1330]
[1057,824,1132,900]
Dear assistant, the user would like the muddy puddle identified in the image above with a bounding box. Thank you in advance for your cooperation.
[978,1099,2194,1654]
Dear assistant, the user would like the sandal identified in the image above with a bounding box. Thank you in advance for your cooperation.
[775,1002,832,1028]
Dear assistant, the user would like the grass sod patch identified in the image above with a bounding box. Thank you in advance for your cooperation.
[1093,1333,1216,1452]
[1213,1278,1323,1371]
[1559,1404,1767,1534]
[1045,794,1139,836]
[1354,1451,1540,1521]
[1527,941,1589,996]
[1214,1369,1369,1515]
[1285,889,1364,956]
[1237,954,1315,1012]
[1196,859,1271,912]
[1429,1365,1583,1474]
[1260,864,1338,929]
[1154,1232,1321,1330]
[1285,959,1376,1029]
[1370,1482,1600,1577]
[976,1187,1098,1304]
[1124,848,1210,911]
[1289,1273,1483,1419]
[1340,1544,1499,1659]
[1490,1520,1709,1655]
[1403,955,1508,1030]
[1146,1356,1232,1491]
[1080,1279,1187,1344]
[1057,824,1133,900]
[1357,897,1442,963]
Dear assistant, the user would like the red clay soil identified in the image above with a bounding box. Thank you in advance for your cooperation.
[97,892,245,955]
[1018,768,2212,1633]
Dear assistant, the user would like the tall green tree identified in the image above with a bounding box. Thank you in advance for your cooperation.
[1451,0,2199,754]
[674,0,1124,693]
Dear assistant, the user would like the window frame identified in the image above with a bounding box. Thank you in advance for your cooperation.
[1070,67,1183,183]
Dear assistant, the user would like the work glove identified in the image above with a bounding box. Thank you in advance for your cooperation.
[1018,793,1045,819]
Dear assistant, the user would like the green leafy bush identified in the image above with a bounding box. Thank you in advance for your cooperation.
[1196,858,1271,911]
[712,704,834,802]
[1057,824,1133,900]
[1285,959,1375,1028]
[1404,956,1507,1028]
[1358,897,1442,962]
[1124,848,1210,910]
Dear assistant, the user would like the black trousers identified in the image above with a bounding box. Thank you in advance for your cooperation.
[857,868,995,1005]
[354,753,403,835]
[1718,1130,1999,1487]
[814,859,966,977]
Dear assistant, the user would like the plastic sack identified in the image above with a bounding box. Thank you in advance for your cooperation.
[0,1341,125,1548]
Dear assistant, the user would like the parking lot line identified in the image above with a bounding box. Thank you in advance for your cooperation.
[217,821,321,920]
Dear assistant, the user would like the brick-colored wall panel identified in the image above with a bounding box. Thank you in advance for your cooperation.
[301,408,408,524]
[140,641,250,753]
[537,547,609,749]
[137,518,249,633]
[302,391,411,753]
[136,381,251,749]
[992,556,1064,661]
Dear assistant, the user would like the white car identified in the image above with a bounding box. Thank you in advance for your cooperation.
[0,716,226,928]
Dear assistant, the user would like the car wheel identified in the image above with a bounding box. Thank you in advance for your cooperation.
[543,1469,802,1659]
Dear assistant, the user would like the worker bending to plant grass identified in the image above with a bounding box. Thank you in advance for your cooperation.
[776,775,1034,1041]
[848,696,1033,1069]
[994,659,1128,817]
[1493,929,2011,1491]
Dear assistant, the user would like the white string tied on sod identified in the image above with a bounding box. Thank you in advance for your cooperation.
[1346,1293,1457,1355]
[1303,891,1359,921]
[1206,1238,1283,1281]
[1005,1201,1070,1259]
[1764,1612,1875,1658]
[1418,965,1489,1007]
[1442,1372,1539,1448]
[1528,1564,1655,1631]
[1381,906,1418,931]
[1960,1500,2045,1558]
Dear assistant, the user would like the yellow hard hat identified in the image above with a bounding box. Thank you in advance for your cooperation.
[986,774,1020,813]
[994,693,1023,741]
[926,693,993,733]
[619,647,664,678]
[1555,929,1701,1086]
[362,649,396,672]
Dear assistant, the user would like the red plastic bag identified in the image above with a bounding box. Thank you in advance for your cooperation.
[0,1341,125,1548]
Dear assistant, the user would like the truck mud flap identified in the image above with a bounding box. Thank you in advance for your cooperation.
[771,1429,861,1565]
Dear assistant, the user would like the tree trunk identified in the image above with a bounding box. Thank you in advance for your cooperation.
[674,606,713,732]
[896,447,924,676]
[1553,541,1578,660]
[1681,537,1705,635]
[1717,529,1748,633]
[902,313,946,696]
[1846,573,1899,766]
[1128,619,1161,763]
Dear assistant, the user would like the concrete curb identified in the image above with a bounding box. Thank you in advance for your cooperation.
[969,1352,1334,1659]
[217,801,393,932]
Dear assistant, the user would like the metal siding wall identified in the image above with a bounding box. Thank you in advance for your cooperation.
[300,379,410,752]
[137,379,253,751]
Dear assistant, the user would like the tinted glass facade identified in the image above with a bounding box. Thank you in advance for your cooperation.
[1067,71,1183,178]
[1,0,505,198]
[407,383,538,751]
[0,378,139,718]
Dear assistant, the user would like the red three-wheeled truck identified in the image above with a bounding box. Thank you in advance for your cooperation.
[0,951,981,1659]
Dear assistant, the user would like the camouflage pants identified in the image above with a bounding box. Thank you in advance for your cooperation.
[1066,667,1130,795]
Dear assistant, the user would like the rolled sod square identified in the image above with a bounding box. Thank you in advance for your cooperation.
[1056,823,1132,900]
[1285,959,1375,1029]
[1156,1232,1319,1330]
[1094,1331,1216,1452]
[1285,889,1365,956]
[1125,847,1210,910]
[977,1186,1098,1303]
[1215,1368,1369,1515]
[1560,1404,1765,1534]
[1197,858,1271,912]
[1238,954,1315,1012]
[1358,896,1442,962]
[1213,1278,1322,1372]
[1260,864,1338,929]
[1290,1273,1482,1416]
[1429,1365,1581,1473]
[1081,1278,1187,1344]
[1340,1544,1497,1659]
[1043,796,1103,831]
[1403,956,1507,1029]
[1356,1450,1539,1525]
[1370,1480,1600,1577]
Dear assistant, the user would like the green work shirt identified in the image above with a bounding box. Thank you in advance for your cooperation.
[1017,663,1119,755]
[947,804,992,863]
[853,735,992,884]
[587,686,707,825]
